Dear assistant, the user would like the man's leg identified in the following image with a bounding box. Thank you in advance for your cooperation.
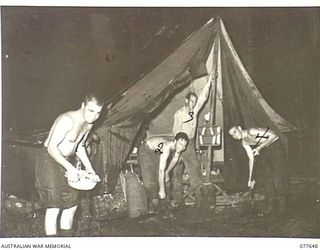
[139,145,160,211]
[58,181,80,236]
[39,188,63,236]
[59,205,78,236]
[264,164,276,213]
[258,147,277,214]
[272,142,289,214]
[35,148,70,236]
[171,162,184,207]
[45,208,60,236]
[182,141,203,192]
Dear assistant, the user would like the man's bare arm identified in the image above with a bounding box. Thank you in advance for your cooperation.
[46,116,76,172]
[75,126,95,173]
[242,140,255,187]
[194,71,215,114]
[164,152,181,182]
[172,111,182,136]
[158,148,171,199]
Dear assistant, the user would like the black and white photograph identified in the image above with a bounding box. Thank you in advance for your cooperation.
[0,3,319,247]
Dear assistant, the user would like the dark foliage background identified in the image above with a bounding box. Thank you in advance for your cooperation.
[2,7,319,134]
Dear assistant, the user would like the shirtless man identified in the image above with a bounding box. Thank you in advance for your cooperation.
[139,132,189,211]
[229,126,288,214]
[35,93,104,236]
[171,71,216,206]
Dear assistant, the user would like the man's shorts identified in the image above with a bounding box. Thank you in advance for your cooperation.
[35,147,79,209]
[255,139,288,200]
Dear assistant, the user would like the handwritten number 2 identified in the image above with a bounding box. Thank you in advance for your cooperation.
[183,111,194,123]
[154,143,164,154]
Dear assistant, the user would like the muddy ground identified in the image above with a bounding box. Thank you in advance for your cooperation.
[1,177,319,238]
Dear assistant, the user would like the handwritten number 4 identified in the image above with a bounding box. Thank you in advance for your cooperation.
[255,127,269,140]
[254,127,269,147]
[183,111,194,123]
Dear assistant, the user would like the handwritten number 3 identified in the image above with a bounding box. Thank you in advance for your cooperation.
[183,111,194,123]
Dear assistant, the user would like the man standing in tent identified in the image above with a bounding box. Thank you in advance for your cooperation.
[228,126,288,214]
[35,93,103,236]
[139,132,189,212]
[171,71,216,206]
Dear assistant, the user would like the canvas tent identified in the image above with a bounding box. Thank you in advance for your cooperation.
[93,17,295,193]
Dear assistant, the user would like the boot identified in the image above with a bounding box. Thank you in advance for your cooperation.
[148,199,160,213]
[170,190,185,209]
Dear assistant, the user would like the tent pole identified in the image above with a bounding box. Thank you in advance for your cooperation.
[205,37,219,183]
[206,73,217,183]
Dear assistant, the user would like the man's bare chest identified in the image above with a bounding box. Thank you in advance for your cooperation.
[65,125,88,143]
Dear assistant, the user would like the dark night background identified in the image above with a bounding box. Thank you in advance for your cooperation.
[1,7,319,135]
[1,7,320,238]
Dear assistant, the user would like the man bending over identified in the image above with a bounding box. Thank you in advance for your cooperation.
[139,132,189,212]
[35,93,103,236]
[229,126,288,214]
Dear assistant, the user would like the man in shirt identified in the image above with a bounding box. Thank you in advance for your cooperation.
[228,126,288,214]
[171,71,216,206]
